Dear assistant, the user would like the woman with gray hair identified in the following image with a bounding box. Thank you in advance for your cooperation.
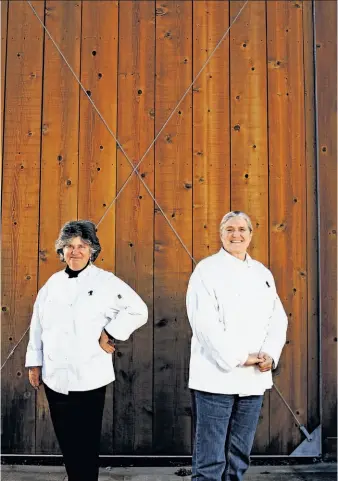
[187,211,288,481]
[26,220,148,481]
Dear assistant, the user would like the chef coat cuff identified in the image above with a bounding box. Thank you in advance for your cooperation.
[25,349,43,367]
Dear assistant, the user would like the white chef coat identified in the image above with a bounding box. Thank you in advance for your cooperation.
[25,264,148,394]
[186,248,288,396]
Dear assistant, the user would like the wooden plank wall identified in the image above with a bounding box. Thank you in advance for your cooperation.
[154,0,193,454]
[267,0,308,453]
[1,0,8,166]
[114,0,154,453]
[230,0,270,452]
[2,0,45,452]
[78,0,119,453]
[314,0,337,457]
[36,0,81,453]
[1,0,335,456]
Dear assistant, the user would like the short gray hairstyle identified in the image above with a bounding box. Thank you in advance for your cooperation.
[219,211,253,237]
[55,220,101,262]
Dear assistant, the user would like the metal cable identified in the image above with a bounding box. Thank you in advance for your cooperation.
[96,0,249,228]
[1,325,31,371]
[26,0,230,264]
[2,3,310,440]
[1,0,248,371]
[273,383,302,427]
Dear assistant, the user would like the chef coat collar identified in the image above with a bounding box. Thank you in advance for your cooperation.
[219,247,253,267]
[64,261,92,278]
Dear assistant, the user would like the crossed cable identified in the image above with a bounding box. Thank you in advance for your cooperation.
[1,0,312,443]
[2,0,248,370]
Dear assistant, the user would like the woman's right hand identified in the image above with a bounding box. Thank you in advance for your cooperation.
[99,330,116,354]
[244,353,260,366]
[28,367,42,389]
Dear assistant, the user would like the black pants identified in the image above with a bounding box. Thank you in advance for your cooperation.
[44,383,106,481]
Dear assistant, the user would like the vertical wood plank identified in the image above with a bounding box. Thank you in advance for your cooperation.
[1,0,8,164]
[154,0,193,454]
[113,0,155,454]
[315,0,337,457]
[229,1,270,452]
[230,0,269,264]
[78,0,118,274]
[192,0,230,263]
[1,0,44,453]
[303,0,319,435]
[78,0,119,453]
[267,0,308,454]
[36,0,82,454]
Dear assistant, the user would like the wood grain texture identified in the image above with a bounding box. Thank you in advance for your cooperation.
[229,0,270,451]
[303,0,319,435]
[1,0,44,453]
[78,0,118,274]
[1,0,8,166]
[78,0,119,453]
[314,0,337,456]
[36,0,82,454]
[38,0,81,287]
[1,0,333,456]
[113,0,155,454]
[192,0,230,262]
[267,0,308,454]
[230,0,269,264]
[154,0,193,454]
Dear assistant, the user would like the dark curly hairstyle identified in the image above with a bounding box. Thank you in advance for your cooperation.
[55,220,101,262]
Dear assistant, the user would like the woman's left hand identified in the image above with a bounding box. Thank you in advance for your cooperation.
[258,352,273,372]
[99,330,116,354]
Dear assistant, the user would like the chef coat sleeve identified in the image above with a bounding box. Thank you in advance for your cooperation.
[25,285,48,367]
[186,264,249,372]
[260,275,288,368]
[104,275,148,341]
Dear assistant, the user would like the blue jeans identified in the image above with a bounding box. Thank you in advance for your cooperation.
[191,390,263,481]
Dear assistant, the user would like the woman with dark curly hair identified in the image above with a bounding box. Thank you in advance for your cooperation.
[25,220,148,481]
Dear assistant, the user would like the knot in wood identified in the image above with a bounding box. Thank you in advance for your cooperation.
[156,6,168,16]
[157,318,168,327]
[39,250,47,261]
[276,223,286,232]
